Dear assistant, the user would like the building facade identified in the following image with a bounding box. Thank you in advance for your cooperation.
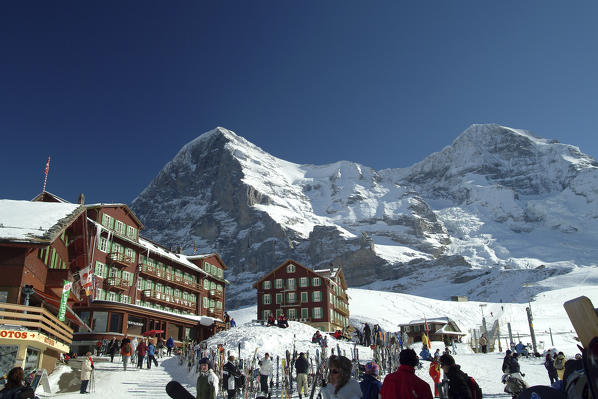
[253,260,350,331]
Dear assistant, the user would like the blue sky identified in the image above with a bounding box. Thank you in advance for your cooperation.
[2,1,597,203]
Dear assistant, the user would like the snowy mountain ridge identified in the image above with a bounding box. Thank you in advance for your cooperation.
[130,124,598,307]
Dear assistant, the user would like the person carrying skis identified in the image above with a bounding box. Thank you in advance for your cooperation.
[380,349,433,399]
[360,362,381,399]
[320,355,361,399]
[295,352,309,399]
[545,353,559,384]
[258,353,273,394]
[438,354,472,399]
[429,356,441,398]
[364,323,371,347]
[166,336,175,356]
[223,355,242,399]
[197,358,219,399]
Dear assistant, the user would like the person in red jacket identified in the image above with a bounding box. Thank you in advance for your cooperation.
[381,348,433,399]
[136,339,148,369]
[429,356,441,397]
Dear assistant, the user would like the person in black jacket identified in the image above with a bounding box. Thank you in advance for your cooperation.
[545,353,559,384]
[294,353,309,399]
[439,354,472,399]
[0,367,35,399]
[223,355,242,399]
[508,353,521,374]
[502,350,512,373]
[364,323,372,347]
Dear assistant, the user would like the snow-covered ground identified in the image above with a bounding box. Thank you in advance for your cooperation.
[38,286,598,398]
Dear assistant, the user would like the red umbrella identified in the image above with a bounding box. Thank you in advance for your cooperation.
[142,329,164,336]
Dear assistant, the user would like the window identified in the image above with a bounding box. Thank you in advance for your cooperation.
[95,288,104,300]
[287,292,297,303]
[98,237,110,253]
[122,271,132,286]
[95,261,106,278]
[125,248,135,262]
[313,291,322,302]
[114,220,125,235]
[137,277,144,290]
[275,279,283,289]
[301,308,308,319]
[107,291,118,302]
[263,294,272,305]
[203,279,210,289]
[312,277,321,287]
[263,281,271,289]
[301,292,308,303]
[299,277,309,288]
[263,309,272,320]
[127,226,137,239]
[287,278,296,290]
[203,297,209,309]
[312,307,322,319]
[275,293,282,304]
[112,242,123,254]
[288,308,297,319]
[286,263,296,273]
[101,214,114,229]
[120,295,129,304]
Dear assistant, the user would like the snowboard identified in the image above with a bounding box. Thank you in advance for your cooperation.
[166,381,195,399]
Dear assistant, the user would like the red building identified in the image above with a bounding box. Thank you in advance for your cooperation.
[253,260,350,331]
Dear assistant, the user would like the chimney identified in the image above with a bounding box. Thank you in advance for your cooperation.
[78,193,85,205]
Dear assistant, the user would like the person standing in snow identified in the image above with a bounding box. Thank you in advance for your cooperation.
[545,353,559,384]
[147,340,158,369]
[502,350,512,373]
[131,337,138,365]
[554,352,566,380]
[224,312,231,329]
[380,349,433,399]
[438,354,471,399]
[108,338,118,363]
[223,355,242,399]
[364,323,372,347]
[80,352,94,394]
[479,334,488,354]
[320,355,361,399]
[121,339,133,371]
[258,353,273,394]
[295,352,309,399]
[360,362,381,399]
[166,336,175,356]
[197,358,219,399]
[230,318,237,328]
[429,356,441,398]
[137,339,148,369]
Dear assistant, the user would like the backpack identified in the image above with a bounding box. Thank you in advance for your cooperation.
[466,375,483,399]
[123,344,131,354]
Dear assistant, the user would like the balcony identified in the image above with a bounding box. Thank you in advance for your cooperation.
[335,303,350,317]
[107,252,134,268]
[139,264,201,292]
[208,289,224,299]
[104,277,130,292]
[0,302,73,349]
[142,289,196,312]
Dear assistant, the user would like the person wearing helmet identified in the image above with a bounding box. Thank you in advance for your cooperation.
[360,362,382,399]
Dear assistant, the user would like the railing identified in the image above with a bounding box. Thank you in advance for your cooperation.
[335,304,350,316]
[142,290,196,311]
[208,289,223,299]
[107,252,134,267]
[140,264,201,292]
[104,277,130,291]
[0,303,73,345]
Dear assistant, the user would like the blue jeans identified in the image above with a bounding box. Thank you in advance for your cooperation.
[80,380,89,393]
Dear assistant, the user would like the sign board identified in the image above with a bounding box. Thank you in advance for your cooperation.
[0,329,69,353]
[30,369,51,393]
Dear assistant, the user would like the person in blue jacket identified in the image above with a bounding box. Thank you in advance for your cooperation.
[420,346,432,361]
[166,336,175,356]
[147,340,158,369]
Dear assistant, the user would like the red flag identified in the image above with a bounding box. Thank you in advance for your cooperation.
[424,317,430,334]
[44,157,50,175]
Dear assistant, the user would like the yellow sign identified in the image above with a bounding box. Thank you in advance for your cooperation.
[0,329,68,352]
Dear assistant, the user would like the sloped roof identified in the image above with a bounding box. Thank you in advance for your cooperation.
[0,200,85,244]
[253,259,346,289]
[86,203,145,229]
[31,191,70,203]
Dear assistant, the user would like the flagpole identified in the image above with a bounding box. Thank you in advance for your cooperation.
[42,156,51,193]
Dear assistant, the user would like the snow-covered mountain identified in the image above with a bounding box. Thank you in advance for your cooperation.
[131,125,598,307]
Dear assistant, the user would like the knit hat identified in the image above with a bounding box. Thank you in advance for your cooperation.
[199,357,209,364]
[365,362,379,376]
[399,349,418,367]
[439,354,455,367]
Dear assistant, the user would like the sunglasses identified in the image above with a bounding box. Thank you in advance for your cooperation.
[329,369,340,374]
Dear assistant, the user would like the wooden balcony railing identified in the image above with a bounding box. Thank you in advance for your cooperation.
[104,277,130,291]
[142,289,196,311]
[107,252,134,268]
[208,289,224,299]
[139,264,201,292]
[0,303,73,345]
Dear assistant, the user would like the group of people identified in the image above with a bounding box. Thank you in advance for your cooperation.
[223,312,237,329]
[266,313,289,328]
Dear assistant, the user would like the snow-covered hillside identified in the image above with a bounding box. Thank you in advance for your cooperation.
[131,124,598,306]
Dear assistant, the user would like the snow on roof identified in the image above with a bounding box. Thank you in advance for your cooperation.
[399,317,451,326]
[138,237,208,277]
[0,200,84,243]
[186,253,219,260]
[314,267,340,279]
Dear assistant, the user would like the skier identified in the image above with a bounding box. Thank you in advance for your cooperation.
[360,362,381,399]
[554,351,566,380]
[166,336,175,356]
[197,358,219,399]
[438,354,472,399]
[80,352,93,394]
[0,367,34,399]
[479,334,488,354]
[258,353,273,394]
[320,355,361,399]
[223,355,242,399]
[428,356,441,398]
[380,349,433,399]
[545,353,559,384]
[294,352,309,399]
[364,323,372,347]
